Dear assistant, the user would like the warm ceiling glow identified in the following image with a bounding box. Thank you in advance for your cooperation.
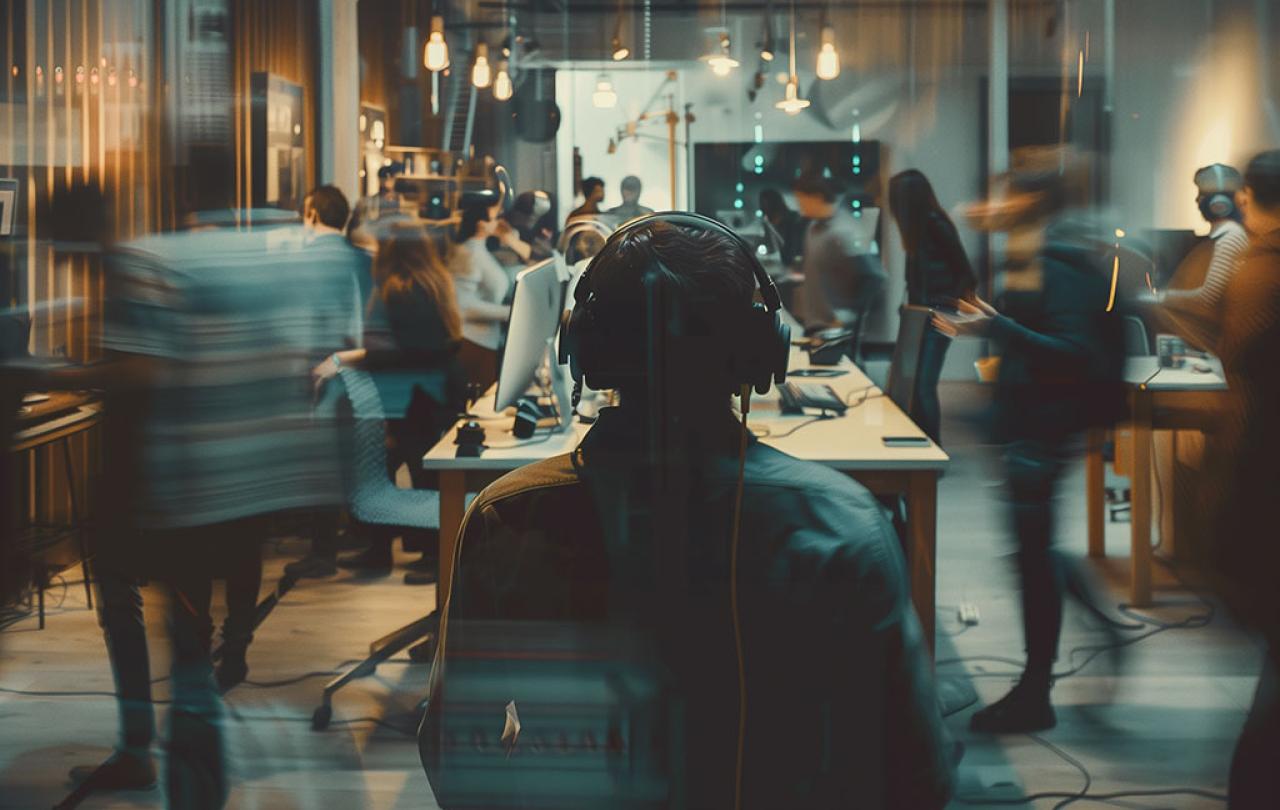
[424,15,449,72]
[592,76,618,109]
[816,23,840,80]
[776,78,809,115]
[472,42,492,89]
[612,36,630,61]
[493,63,513,101]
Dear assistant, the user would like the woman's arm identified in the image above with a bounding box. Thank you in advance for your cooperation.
[312,348,367,388]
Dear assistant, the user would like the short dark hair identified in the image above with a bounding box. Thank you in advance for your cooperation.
[581,176,605,197]
[1245,150,1280,209]
[792,175,841,203]
[307,185,351,230]
[620,175,642,193]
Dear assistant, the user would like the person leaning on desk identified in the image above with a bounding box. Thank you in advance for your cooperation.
[419,213,956,809]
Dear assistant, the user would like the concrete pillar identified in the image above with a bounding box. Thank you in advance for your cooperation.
[318,0,360,203]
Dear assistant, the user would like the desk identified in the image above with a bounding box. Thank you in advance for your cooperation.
[1085,358,1227,605]
[423,351,950,646]
[9,391,102,627]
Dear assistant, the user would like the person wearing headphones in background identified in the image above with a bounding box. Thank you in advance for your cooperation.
[1150,163,1251,351]
[420,214,955,809]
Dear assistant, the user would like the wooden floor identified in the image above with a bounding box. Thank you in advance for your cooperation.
[0,382,1257,809]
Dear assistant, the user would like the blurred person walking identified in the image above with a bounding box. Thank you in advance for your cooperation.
[888,170,978,443]
[935,152,1126,733]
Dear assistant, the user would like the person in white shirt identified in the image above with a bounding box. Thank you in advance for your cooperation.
[450,192,512,350]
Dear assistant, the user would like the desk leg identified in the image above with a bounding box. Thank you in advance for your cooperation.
[906,471,938,654]
[437,471,467,612]
[1129,394,1154,606]
[1086,429,1105,558]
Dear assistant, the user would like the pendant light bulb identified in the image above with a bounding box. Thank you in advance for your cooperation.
[760,5,776,61]
[776,78,810,114]
[704,32,740,77]
[424,15,449,72]
[592,74,618,109]
[471,42,492,89]
[493,62,513,101]
[816,22,840,80]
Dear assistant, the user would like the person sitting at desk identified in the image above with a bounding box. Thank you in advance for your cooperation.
[449,191,512,352]
[1148,163,1250,352]
[566,175,605,223]
[310,224,467,581]
[420,214,956,809]
[604,174,654,222]
[792,175,887,336]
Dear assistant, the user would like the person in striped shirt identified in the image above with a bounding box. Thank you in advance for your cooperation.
[1154,163,1251,351]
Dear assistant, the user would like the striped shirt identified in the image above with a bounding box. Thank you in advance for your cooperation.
[105,226,362,530]
[1160,220,1250,349]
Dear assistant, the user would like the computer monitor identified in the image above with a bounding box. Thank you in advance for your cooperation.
[885,305,933,418]
[494,258,563,413]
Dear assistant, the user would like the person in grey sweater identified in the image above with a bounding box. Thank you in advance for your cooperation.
[792,175,886,334]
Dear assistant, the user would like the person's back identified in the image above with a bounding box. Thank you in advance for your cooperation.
[419,214,953,809]
[109,225,359,529]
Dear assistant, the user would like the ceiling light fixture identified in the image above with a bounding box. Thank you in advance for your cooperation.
[702,0,739,77]
[592,74,618,109]
[816,8,840,81]
[760,2,776,62]
[493,61,513,100]
[611,0,630,60]
[472,41,492,89]
[776,1,809,114]
[424,14,449,72]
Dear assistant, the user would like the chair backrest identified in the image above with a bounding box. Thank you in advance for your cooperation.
[335,367,392,499]
[1123,315,1152,356]
[885,305,932,420]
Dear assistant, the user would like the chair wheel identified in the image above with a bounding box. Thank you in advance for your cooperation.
[312,705,332,731]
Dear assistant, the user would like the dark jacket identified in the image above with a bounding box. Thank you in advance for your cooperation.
[905,212,977,307]
[988,221,1126,443]
[420,407,954,810]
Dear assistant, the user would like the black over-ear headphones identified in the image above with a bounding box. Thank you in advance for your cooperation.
[1199,192,1237,221]
[557,211,791,396]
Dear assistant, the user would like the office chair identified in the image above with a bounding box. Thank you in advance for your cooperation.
[885,305,933,421]
[311,367,443,731]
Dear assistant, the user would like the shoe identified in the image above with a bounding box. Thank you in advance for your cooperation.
[337,545,393,575]
[969,678,1056,733]
[284,554,338,579]
[403,554,438,585]
[69,751,157,790]
[216,645,249,693]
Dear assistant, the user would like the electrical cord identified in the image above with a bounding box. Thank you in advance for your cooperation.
[952,732,1227,807]
[729,385,751,810]
[749,414,834,439]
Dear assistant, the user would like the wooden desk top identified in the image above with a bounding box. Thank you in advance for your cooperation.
[423,350,950,473]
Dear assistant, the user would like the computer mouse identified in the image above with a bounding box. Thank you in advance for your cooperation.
[1192,361,1212,374]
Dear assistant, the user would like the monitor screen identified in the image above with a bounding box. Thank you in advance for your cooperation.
[494,258,563,413]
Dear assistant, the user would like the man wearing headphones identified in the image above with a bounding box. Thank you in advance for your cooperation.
[420,214,954,809]
[1154,163,1250,351]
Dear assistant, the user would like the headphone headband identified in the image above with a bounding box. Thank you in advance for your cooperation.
[575,211,782,313]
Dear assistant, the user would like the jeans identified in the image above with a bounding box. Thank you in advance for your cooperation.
[913,327,951,444]
[1004,437,1103,675]
[94,522,265,808]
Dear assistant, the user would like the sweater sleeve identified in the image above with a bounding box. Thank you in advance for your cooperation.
[1162,226,1249,316]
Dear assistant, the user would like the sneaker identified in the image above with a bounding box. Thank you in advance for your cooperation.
[969,679,1056,734]
[69,751,157,790]
[337,545,393,575]
[283,554,338,579]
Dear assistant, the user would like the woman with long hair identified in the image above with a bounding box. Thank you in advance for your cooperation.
[313,223,467,581]
[887,170,977,443]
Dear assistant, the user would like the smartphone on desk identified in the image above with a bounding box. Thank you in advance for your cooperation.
[882,435,931,448]
[790,368,848,378]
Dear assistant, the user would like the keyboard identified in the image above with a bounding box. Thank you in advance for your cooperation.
[778,382,847,415]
